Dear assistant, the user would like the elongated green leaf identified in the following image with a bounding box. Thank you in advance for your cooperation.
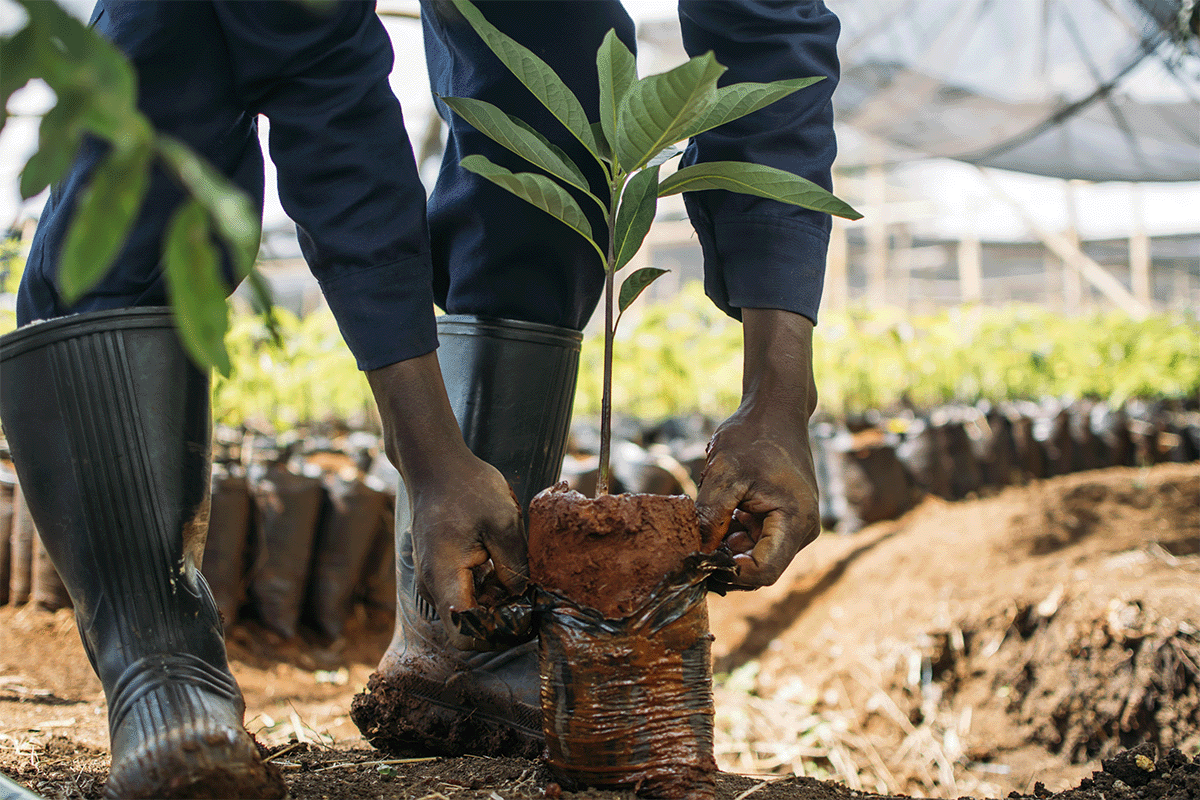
[245,268,284,349]
[439,96,599,205]
[590,122,612,164]
[20,0,140,140]
[0,27,36,130]
[58,143,152,302]
[18,100,86,199]
[460,154,604,261]
[645,144,682,169]
[597,29,636,153]
[158,136,261,279]
[688,77,824,138]
[164,200,232,375]
[451,0,600,160]
[616,52,725,172]
[613,166,658,271]
[618,267,668,313]
[658,161,862,220]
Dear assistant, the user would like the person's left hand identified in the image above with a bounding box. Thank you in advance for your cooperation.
[695,308,821,590]
[696,399,820,590]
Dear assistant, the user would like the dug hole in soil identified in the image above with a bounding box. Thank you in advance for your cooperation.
[1,463,1197,800]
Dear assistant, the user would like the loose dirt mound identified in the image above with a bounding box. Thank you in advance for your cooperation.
[2,464,1197,799]
[709,463,1199,798]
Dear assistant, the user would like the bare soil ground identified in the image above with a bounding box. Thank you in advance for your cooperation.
[2,463,1197,800]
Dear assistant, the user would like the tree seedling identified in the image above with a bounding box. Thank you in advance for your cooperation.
[444,0,861,493]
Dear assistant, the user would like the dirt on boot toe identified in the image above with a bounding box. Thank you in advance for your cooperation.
[103,725,286,800]
[350,665,542,759]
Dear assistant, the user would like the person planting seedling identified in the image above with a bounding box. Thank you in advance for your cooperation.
[357,2,860,795]
[2,0,852,797]
[351,0,859,768]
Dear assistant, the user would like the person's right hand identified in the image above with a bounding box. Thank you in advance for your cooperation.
[366,351,526,650]
[407,450,526,650]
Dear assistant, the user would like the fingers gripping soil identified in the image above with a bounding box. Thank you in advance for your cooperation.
[699,432,820,589]
[411,466,525,649]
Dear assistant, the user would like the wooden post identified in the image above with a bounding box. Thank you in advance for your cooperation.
[866,158,888,306]
[826,216,848,311]
[976,168,1148,318]
[1062,180,1083,312]
[1043,251,1061,310]
[1129,182,1152,307]
[893,224,913,311]
[957,232,983,304]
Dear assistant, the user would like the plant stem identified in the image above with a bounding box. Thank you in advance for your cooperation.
[596,171,623,496]
[598,267,613,496]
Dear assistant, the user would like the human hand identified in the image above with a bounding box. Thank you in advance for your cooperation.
[367,351,526,650]
[697,402,820,590]
[696,308,820,590]
[408,451,527,650]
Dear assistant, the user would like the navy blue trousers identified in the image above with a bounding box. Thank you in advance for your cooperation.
[19,1,839,372]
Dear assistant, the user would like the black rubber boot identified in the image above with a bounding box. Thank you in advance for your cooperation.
[351,315,581,758]
[0,309,285,800]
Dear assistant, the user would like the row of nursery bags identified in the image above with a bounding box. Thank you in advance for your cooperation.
[0,459,397,643]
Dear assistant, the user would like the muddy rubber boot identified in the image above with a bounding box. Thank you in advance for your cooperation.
[0,309,286,800]
[351,315,581,758]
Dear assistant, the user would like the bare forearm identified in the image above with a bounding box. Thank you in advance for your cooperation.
[740,308,818,420]
[366,351,472,484]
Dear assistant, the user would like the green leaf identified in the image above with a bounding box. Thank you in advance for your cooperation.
[163,200,232,376]
[460,154,604,262]
[158,136,261,279]
[596,29,637,154]
[439,96,600,206]
[613,166,658,271]
[18,101,87,199]
[0,27,36,130]
[618,267,668,313]
[616,52,726,172]
[645,144,683,169]
[689,76,824,137]
[18,145,72,201]
[451,0,600,161]
[20,0,140,141]
[590,122,612,164]
[657,161,862,220]
[245,268,284,349]
[58,143,152,302]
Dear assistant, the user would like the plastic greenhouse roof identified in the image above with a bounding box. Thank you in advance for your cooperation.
[833,0,1200,182]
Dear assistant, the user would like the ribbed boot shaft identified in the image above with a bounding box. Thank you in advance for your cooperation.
[0,309,217,688]
[436,315,582,511]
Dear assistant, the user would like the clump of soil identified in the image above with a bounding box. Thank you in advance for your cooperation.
[1009,745,1200,800]
[711,463,1199,798]
[944,591,1200,765]
[527,485,707,618]
[528,484,726,798]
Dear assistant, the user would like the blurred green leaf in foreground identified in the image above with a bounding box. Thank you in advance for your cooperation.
[1,0,264,375]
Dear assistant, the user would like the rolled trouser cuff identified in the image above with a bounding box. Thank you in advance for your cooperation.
[318,251,439,371]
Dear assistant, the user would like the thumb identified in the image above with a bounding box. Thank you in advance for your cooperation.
[695,466,745,552]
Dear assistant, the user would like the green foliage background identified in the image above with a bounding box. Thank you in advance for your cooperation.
[208,288,1199,429]
[4,236,1195,430]
[577,283,1200,419]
